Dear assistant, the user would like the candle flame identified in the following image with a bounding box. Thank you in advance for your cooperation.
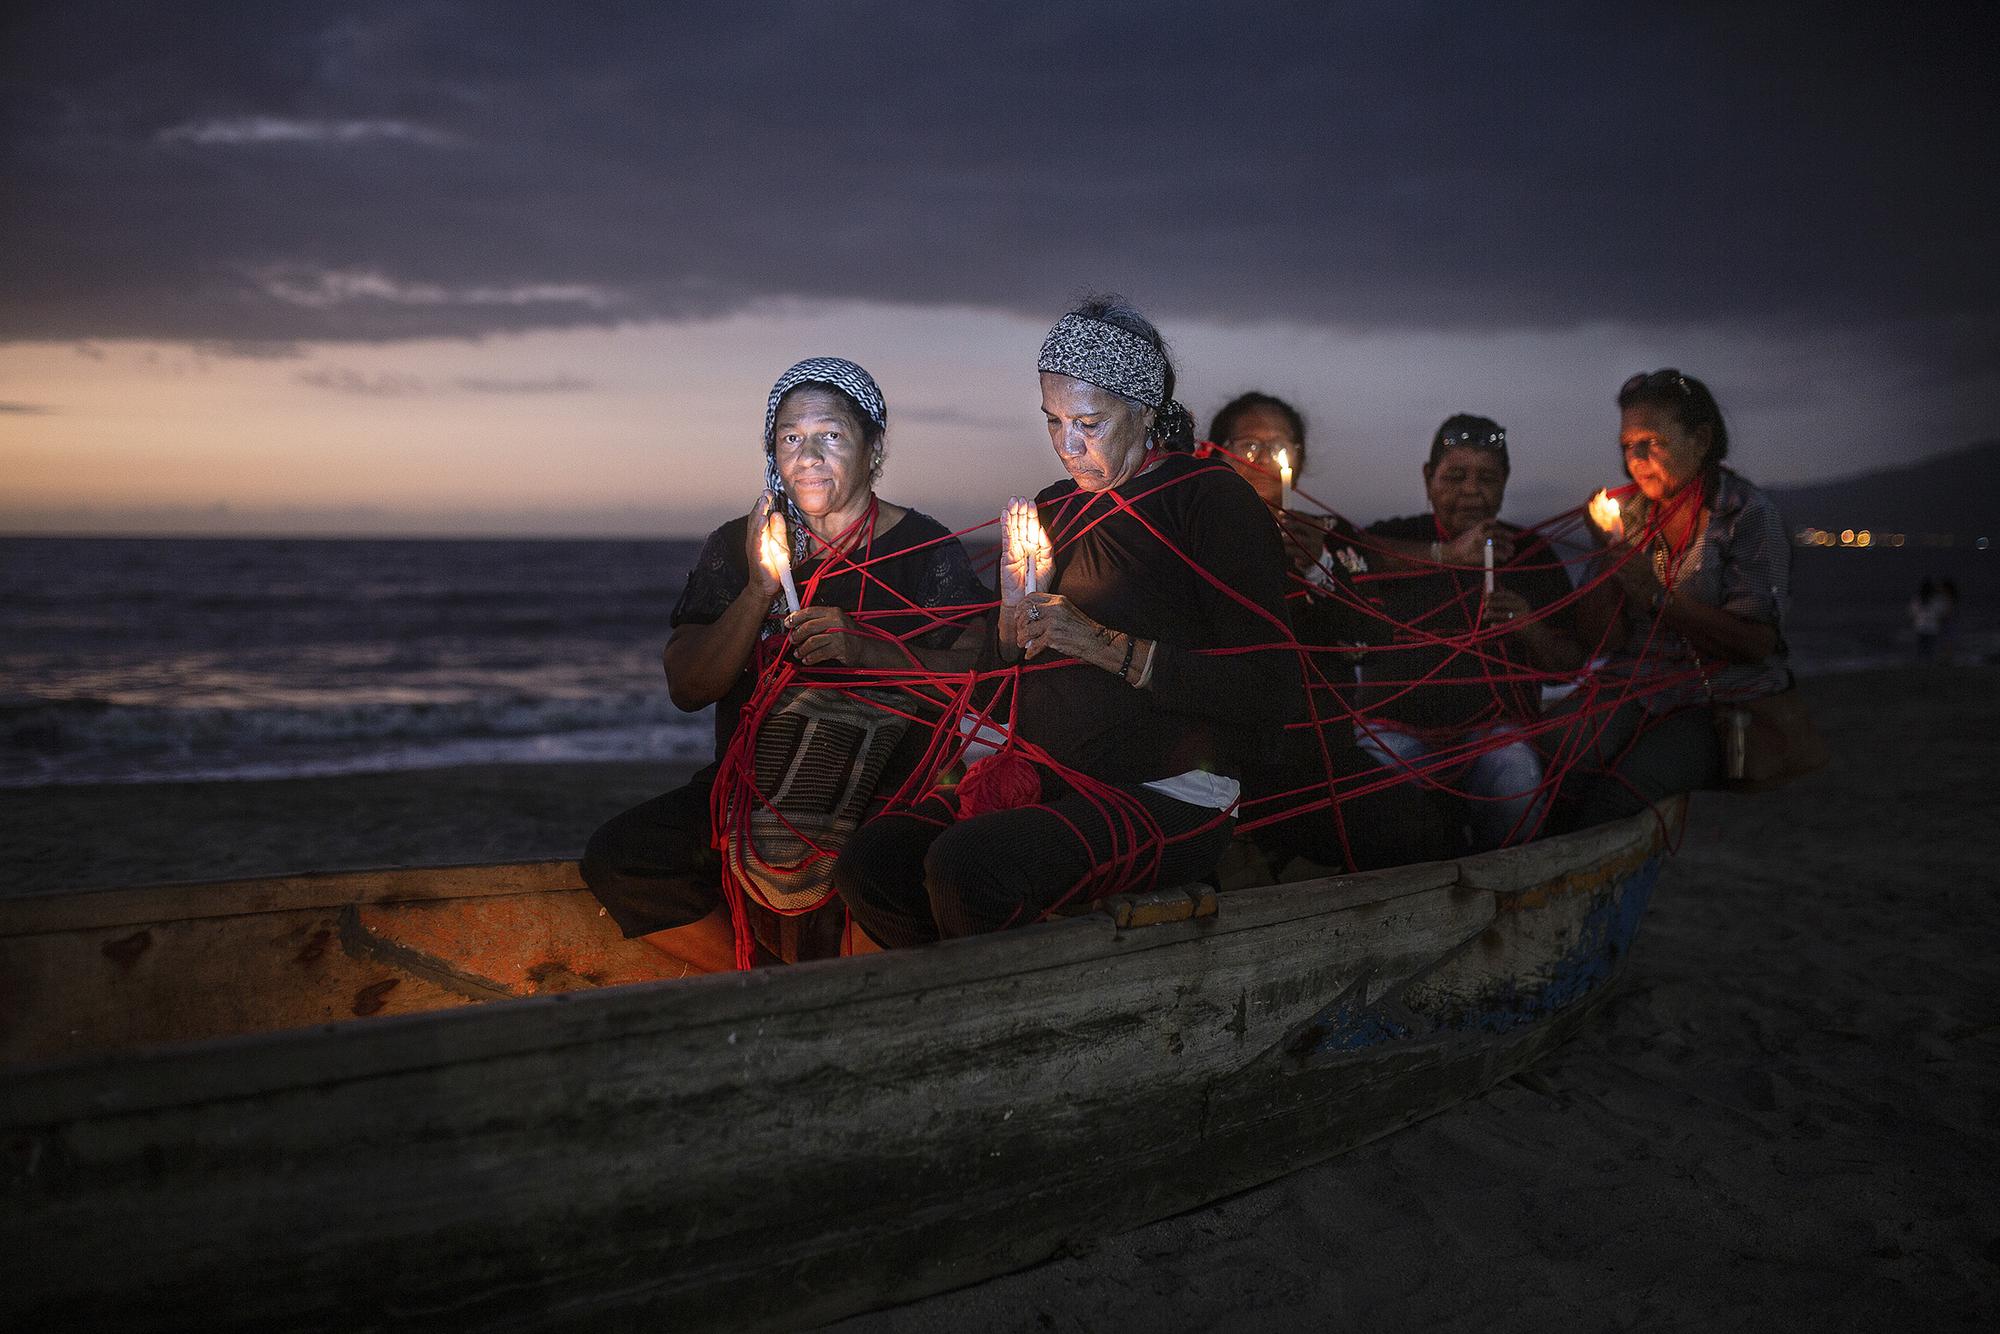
[1276,448,1292,482]
[759,512,793,578]
[759,526,784,576]
[1589,489,1622,537]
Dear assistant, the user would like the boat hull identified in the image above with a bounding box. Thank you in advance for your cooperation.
[0,805,1673,1332]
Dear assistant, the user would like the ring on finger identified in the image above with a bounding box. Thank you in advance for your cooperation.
[1027,603,1042,622]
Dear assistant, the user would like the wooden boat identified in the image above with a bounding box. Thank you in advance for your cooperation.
[0,800,1680,1332]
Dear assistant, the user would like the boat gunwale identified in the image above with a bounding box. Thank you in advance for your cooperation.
[0,859,589,936]
[1,804,1673,1128]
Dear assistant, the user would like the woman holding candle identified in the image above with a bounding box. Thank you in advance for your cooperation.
[580,357,986,972]
[1205,391,1338,579]
[1194,393,1456,872]
[833,298,1301,947]
[1346,414,1594,851]
[1551,368,1793,826]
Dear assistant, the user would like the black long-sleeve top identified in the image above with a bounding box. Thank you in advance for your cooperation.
[1008,453,1302,784]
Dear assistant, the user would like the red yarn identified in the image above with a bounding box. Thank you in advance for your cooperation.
[956,750,1042,818]
[704,456,1709,968]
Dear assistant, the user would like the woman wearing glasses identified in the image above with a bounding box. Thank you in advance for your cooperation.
[1206,392,1332,576]
[1202,392,1459,872]
[1552,369,1793,826]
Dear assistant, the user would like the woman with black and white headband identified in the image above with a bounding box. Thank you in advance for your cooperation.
[834,297,1301,946]
[580,357,986,972]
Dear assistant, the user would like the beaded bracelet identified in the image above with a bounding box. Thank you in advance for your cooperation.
[1119,633,1136,681]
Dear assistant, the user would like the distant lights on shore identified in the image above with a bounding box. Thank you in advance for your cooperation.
[1793,526,1981,550]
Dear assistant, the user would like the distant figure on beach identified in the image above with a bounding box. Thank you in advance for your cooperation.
[1349,415,1596,850]
[1551,369,1793,825]
[1208,391,1455,874]
[834,297,1299,946]
[1910,578,1947,661]
[1937,577,1961,663]
[580,357,986,972]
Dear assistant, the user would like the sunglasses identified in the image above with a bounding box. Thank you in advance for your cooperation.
[1435,426,1506,450]
[1621,368,1691,396]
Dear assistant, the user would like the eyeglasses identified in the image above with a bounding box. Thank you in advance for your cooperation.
[1226,438,1296,463]
[1621,368,1691,396]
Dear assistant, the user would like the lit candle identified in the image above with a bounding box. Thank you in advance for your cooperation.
[760,513,801,614]
[1023,509,1045,595]
[1007,497,1046,596]
[1277,448,1293,512]
[1482,536,1495,596]
[1589,489,1624,544]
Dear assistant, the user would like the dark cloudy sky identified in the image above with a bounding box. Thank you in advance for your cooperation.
[4,1,1996,536]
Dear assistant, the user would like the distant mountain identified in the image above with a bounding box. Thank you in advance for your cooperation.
[1768,440,2000,540]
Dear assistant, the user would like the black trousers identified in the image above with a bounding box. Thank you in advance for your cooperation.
[579,766,721,938]
[833,782,1235,950]
[580,766,848,961]
[1241,731,1456,872]
[1547,700,1720,829]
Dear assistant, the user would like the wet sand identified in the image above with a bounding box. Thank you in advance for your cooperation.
[835,667,2000,1331]
[3,669,1996,1328]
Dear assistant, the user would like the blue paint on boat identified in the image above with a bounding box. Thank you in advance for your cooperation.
[1294,852,1662,1057]
[1461,854,1661,1035]
[1311,985,1415,1052]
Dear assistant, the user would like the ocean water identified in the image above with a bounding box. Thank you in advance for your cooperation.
[1,536,1991,788]
[1,537,716,787]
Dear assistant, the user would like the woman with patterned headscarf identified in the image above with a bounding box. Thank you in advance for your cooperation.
[581,357,987,972]
[834,298,1302,947]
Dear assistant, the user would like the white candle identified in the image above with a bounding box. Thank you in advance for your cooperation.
[760,516,801,614]
[1277,448,1293,512]
[1482,536,1495,596]
[1014,501,1046,596]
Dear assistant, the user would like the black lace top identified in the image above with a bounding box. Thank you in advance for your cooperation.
[671,508,989,755]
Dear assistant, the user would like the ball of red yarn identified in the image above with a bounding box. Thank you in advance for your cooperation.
[957,750,1041,818]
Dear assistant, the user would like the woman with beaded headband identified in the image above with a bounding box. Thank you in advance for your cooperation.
[834,297,1302,947]
[580,357,987,972]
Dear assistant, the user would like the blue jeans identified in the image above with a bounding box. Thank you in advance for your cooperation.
[1354,722,1548,851]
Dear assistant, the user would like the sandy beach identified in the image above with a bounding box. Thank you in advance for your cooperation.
[4,668,1996,1329]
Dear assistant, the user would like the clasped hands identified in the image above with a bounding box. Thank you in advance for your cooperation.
[1580,492,1669,607]
[997,497,1134,673]
[742,489,886,667]
[1580,509,1665,607]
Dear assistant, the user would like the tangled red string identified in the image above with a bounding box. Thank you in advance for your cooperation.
[956,750,1042,818]
[709,454,1715,968]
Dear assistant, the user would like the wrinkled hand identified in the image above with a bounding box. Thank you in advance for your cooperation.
[1014,593,1113,664]
[1603,541,1663,606]
[1442,520,1514,567]
[1481,585,1534,633]
[1585,501,1625,548]
[1277,509,1329,573]
[1000,497,1052,607]
[786,605,874,667]
[743,490,783,601]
